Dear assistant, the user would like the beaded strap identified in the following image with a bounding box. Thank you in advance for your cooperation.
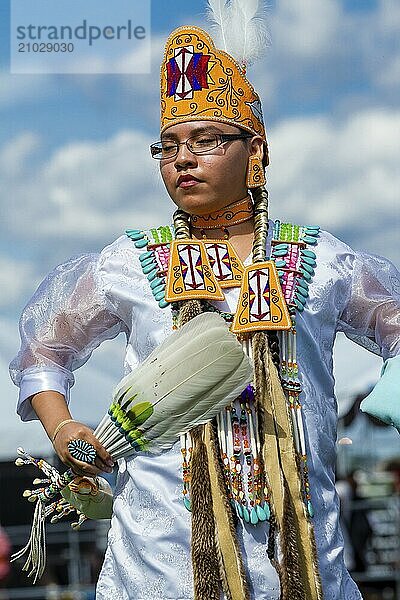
[125,226,174,309]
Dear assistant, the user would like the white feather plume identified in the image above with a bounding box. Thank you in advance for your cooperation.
[206,0,230,51]
[11,313,252,582]
[206,0,270,67]
[95,312,253,457]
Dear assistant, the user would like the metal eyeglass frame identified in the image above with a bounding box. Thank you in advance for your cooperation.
[150,133,253,160]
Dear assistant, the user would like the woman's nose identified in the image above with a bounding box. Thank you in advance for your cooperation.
[174,142,197,168]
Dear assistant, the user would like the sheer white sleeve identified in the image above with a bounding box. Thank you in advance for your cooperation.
[337,251,400,360]
[10,253,128,421]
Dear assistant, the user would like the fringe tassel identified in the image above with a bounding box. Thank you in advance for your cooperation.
[10,500,46,584]
[309,520,325,600]
[206,422,250,600]
[190,425,221,600]
[215,531,233,600]
[281,479,306,600]
[253,331,324,599]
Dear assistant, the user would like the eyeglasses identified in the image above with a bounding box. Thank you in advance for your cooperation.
[150,132,253,160]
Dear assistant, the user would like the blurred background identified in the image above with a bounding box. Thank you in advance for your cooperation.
[0,0,399,597]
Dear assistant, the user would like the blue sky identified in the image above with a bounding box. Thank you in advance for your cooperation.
[0,0,399,457]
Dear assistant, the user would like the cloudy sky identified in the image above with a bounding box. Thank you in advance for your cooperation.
[0,0,399,458]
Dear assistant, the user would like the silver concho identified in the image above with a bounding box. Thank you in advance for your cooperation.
[68,439,97,464]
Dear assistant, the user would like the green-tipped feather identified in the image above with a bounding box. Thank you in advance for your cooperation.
[12,312,253,583]
[94,312,253,456]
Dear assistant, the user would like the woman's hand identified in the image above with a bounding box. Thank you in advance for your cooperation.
[53,421,114,477]
[30,390,115,477]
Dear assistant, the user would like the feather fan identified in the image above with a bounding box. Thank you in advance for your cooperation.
[207,0,270,67]
[12,312,253,581]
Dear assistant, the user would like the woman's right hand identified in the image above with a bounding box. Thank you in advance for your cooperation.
[53,421,114,477]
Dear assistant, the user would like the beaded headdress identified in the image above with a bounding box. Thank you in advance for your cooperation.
[160,25,266,140]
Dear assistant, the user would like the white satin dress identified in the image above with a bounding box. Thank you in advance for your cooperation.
[10,225,400,600]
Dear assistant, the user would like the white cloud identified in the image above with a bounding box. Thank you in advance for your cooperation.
[272,0,341,58]
[0,72,59,109]
[0,105,398,292]
[0,256,40,310]
[1,129,172,245]
[268,108,400,261]
[377,55,400,90]
[0,131,41,176]
[245,0,400,117]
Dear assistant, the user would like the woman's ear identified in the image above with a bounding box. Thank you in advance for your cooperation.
[249,136,269,167]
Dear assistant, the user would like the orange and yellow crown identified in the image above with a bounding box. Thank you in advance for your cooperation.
[160,26,266,141]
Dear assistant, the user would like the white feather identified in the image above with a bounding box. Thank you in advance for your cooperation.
[108,312,253,453]
[143,351,252,450]
[207,0,270,66]
[113,313,232,402]
[13,317,251,583]
[206,0,230,51]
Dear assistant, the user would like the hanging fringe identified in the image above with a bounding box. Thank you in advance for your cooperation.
[257,331,324,600]
[281,479,307,600]
[10,500,46,584]
[190,425,221,600]
[205,422,250,600]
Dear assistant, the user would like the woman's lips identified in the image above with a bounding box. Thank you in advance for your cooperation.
[177,175,201,188]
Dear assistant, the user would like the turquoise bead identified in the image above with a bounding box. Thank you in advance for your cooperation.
[250,507,259,525]
[134,238,149,249]
[294,298,305,312]
[158,298,169,309]
[301,263,315,276]
[141,256,156,268]
[139,251,153,262]
[272,248,288,257]
[235,502,243,519]
[305,226,320,232]
[274,259,286,268]
[152,282,165,294]
[278,271,285,277]
[242,506,250,523]
[296,278,309,290]
[142,262,157,274]
[303,235,318,245]
[128,232,144,241]
[307,501,314,518]
[256,504,267,521]
[154,290,165,301]
[263,503,271,520]
[301,249,316,259]
[274,243,288,251]
[300,269,312,281]
[147,269,158,282]
[296,286,309,299]
[150,277,163,289]
[295,293,306,305]
[183,497,192,512]
[301,256,316,267]
[125,228,141,236]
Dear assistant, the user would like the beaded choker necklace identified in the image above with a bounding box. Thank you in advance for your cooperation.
[190,196,253,232]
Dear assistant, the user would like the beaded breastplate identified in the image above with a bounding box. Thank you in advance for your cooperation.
[126,221,320,525]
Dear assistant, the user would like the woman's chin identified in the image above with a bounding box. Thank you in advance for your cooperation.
[174,194,233,216]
